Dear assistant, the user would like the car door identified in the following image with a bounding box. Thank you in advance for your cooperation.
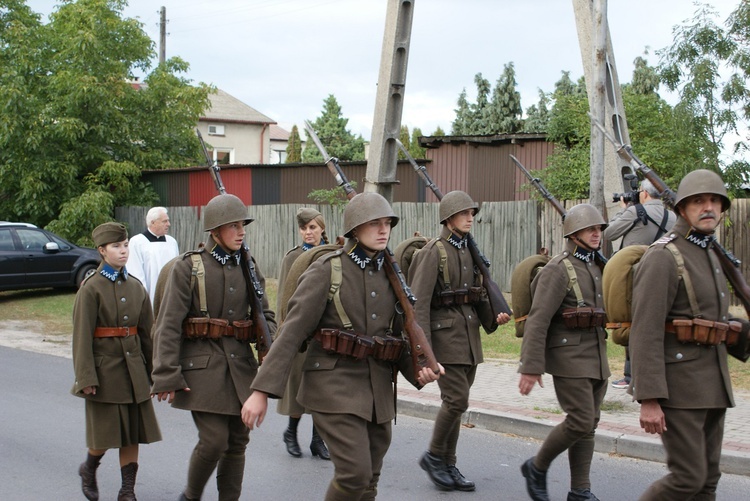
[0,228,25,289]
[16,228,74,287]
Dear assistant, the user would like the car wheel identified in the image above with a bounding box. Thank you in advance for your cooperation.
[75,264,97,287]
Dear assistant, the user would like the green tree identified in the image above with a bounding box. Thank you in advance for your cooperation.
[432,126,446,137]
[410,127,427,158]
[302,94,366,162]
[0,0,211,241]
[286,124,302,163]
[451,88,471,135]
[398,125,411,159]
[488,62,523,133]
[524,89,551,133]
[469,72,491,134]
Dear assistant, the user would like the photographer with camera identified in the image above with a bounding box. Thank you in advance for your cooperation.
[603,178,675,390]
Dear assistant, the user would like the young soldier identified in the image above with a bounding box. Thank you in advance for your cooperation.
[242,192,443,501]
[408,190,510,492]
[630,170,750,500]
[72,222,161,501]
[518,203,609,501]
[151,193,277,501]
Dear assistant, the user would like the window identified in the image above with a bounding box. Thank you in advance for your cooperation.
[0,229,15,251]
[209,148,233,164]
[17,228,51,251]
[207,124,225,136]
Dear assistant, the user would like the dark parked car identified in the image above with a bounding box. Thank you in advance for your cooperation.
[0,222,101,291]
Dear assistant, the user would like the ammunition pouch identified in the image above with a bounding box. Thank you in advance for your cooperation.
[560,307,606,329]
[666,318,740,346]
[313,328,406,362]
[183,317,255,342]
[432,286,484,308]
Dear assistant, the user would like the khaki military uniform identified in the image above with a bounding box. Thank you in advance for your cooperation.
[251,241,421,500]
[151,236,277,500]
[71,263,161,449]
[407,226,495,465]
[519,240,610,491]
[630,218,750,500]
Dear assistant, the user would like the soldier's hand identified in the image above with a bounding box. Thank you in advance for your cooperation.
[242,391,268,430]
[639,399,667,434]
[417,364,445,386]
[496,312,511,325]
[619,196,627,209]
[82,386,96,395]
[152,389,188,403]
[518,373,543,396]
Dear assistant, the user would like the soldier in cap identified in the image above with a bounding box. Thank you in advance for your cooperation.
[276,207,330,460]
[151,193,277,501]
[72,222,161,501]
[630,170,750,500]
[242,192,443,501]
[408,190,510,492]
[518,203,610,501]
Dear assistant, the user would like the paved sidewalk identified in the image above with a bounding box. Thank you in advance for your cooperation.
[397,359,750,476]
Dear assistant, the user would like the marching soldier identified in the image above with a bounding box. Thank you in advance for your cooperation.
[518,203,610,501]
[151,193,277,501]
[408,190,510,492]
[242,192,443,501]
[630,170,750,500]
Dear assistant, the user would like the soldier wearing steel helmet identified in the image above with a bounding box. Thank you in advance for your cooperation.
[518,203,610,501]
[630,170,750,500]
[242,192,443,501]
[408,190,511,492]
[150,193,277,501]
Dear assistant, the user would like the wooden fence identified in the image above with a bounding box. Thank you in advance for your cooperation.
[116,199,750,297]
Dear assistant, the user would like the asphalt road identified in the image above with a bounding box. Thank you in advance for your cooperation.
[2,346,750,500]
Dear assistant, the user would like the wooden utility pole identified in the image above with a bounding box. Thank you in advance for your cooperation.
[364,0,415,201]
[159,7,167,65]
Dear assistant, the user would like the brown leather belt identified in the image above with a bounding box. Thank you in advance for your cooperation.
[94,327,136,338]
[183,318,254,342]
[313,328,406,362]
[664,319,740,346]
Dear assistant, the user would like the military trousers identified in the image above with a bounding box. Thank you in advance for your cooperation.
[535,376,607,490]
[311,411,391,501]
[639,407,725,501]
[429,363,477,465]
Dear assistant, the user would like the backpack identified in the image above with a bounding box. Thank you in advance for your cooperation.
[602,245,648,346]
[510,254,552,337]
[278,243,343,322]
[394,233,432,280]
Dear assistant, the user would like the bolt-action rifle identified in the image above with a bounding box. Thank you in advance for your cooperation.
[510,154,608,264]
[303,121,439,374]
[395,139,513,330]
[196,129,273,362]
[588,116,750,317]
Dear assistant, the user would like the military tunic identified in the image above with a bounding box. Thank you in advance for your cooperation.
[630,217,750,500]
[251,241,420,498]
[71,263,161,449]
[518,240,609,489]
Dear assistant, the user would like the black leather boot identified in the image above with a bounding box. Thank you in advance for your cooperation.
[447,464,475,492]
[521,457,549,501]
[568,488,601,501]
[419,451,455,491]
[283,428,302,457]
[79,452,103,501]
[117,462,138,501]
[310,427,330,460]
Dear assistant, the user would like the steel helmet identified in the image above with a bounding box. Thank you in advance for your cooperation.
[203,194,254,232]
[439,190,479,224]
[563,203,607,237]
[343,192,399,238]
[674,169,730,213]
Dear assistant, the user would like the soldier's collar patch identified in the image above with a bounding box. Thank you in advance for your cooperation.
[302,242,315,251]
[347,244,384,270]
[447,232,468,249]
[100,263,127,282]
[571,245,595,263]
[685,229,715,249]
[209,244,241,266]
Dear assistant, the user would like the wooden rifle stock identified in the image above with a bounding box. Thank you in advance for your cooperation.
[196,129,273,362]
[305,124,439,373]
[396,139,513,327]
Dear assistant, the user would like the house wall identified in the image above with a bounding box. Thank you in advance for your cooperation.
[197,121,271,164]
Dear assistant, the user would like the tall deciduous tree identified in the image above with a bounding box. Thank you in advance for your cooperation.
[302,94,366,162]
[286,124,302,163]
[524,89,551,133]
[0,0,211,244]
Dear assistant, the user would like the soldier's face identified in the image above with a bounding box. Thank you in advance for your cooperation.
[573,225,603,250]
[447,209,474,235]
[100,239,129,270]
[679,194,723,233]
[353,217,392,252]
[299,220,323,246]
[214,221,246,252]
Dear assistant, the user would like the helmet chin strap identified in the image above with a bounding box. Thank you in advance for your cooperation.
[569,235,598,252]
[210,230,235,254]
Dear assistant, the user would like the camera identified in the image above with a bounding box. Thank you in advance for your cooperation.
[612,174,641,204]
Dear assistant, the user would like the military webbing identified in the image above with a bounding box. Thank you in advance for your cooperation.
[190,254,208,316]
[664,242,701,318]
[562,258,586,307]
[435,240,450,289]
[328,256,353,329]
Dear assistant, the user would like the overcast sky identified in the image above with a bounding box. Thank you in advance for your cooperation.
[25,0,743,147]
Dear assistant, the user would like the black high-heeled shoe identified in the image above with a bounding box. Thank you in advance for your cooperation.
[283,428,302,457]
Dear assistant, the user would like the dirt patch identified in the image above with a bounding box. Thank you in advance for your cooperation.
[0,320,72,359]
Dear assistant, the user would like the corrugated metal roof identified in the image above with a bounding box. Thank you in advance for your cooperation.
[200,88,276,125]
[419,133,547,148]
